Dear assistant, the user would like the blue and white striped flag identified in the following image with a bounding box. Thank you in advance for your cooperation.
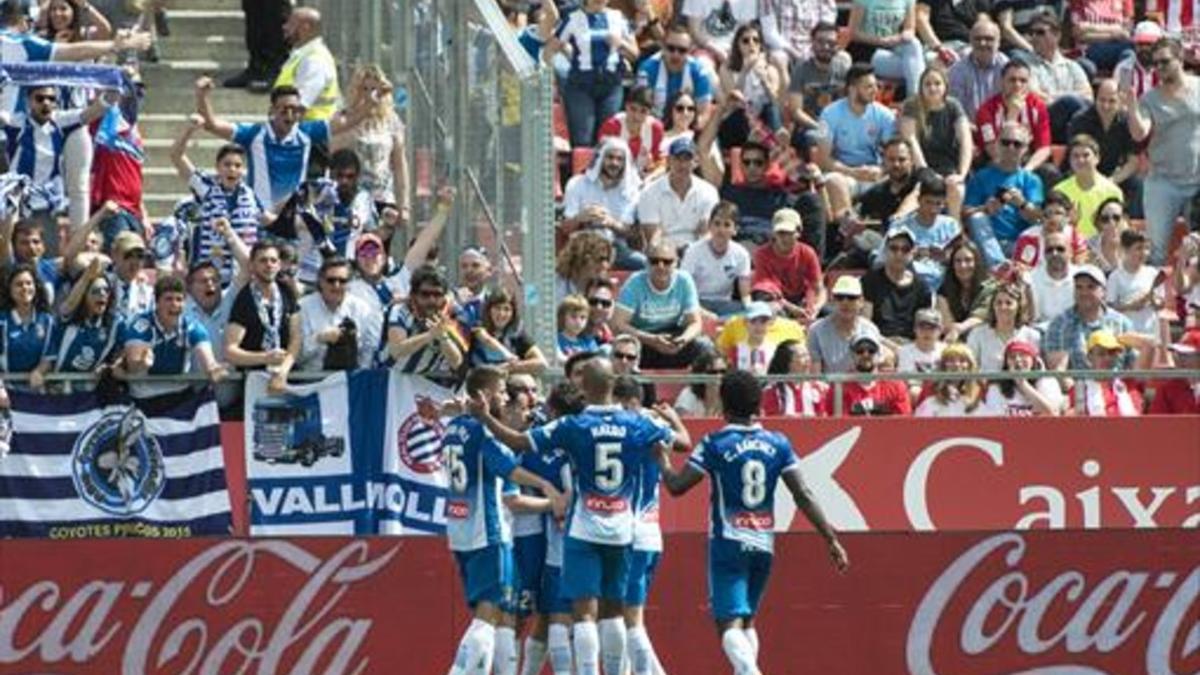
[0,388,232,538]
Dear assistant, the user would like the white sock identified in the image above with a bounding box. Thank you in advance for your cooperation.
[745,627,760,662]
[548,623,573,675]
[494,626,518,675]
[721,628,758,675]
[597,618,627,675]
[626,625,659,675]
[521,636,547,675]
[451,619,496,675]
[573,621,600,675]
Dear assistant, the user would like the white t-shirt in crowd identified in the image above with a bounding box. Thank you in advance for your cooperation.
[966,324,1041,373]
[978,378,1064,416]
[897,341,944,374]
[680,237,752,302]
[1106,264,1162,335]
[1027,264,1076,327]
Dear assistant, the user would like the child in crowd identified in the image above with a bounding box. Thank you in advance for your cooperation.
[1106,229,1164,336]
[897,308,946,399]
[555,294,598,361]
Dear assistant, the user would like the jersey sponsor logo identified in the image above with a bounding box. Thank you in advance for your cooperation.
[584,493,629,514]
[397,395,445,475]
[731,511,774,531]
[445,500,470,520]
[71,407,166,516]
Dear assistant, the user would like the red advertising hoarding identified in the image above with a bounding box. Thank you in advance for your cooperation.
[219,417,1200,535]
[0,531,1195,674]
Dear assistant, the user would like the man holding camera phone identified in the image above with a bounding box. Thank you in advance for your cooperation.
[963,121,1044,271]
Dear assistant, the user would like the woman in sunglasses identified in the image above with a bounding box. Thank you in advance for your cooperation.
[1086,197,1129,274]
[716,22,786,149]
[30,257,119,393]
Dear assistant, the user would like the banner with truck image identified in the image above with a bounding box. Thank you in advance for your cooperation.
[243,370,453,535]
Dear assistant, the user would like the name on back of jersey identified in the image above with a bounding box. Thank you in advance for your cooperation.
[724,436,778,460]
[591,423,627,439]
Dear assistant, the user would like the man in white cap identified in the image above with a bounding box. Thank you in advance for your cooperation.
[823,331,912,416]
[1113,21,1165,100]
[751,208,825,322]
[806,275,881,373]
[1044,264,1137,371]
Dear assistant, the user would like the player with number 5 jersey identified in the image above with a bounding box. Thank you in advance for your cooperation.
[443,366,567,675]
[658,369,850,675]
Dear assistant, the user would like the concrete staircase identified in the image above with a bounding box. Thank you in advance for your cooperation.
[139,0,260,220]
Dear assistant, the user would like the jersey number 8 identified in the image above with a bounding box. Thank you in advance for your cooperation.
[742,459,766,508]
[445,445,468,493]
[595,442,623,491]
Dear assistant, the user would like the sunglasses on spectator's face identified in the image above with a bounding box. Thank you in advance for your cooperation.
[1000,138,1025,148]
[1045,245,1067,254]
[88,285,111,298]
[665,44,689,54]
[33,94,57,104]
[740,35,761,45]
[742,157,767,167]
[417,288,444,298]
[613,352,638,362]
[588,297,613,308]
[1098,213,1122,223]
[323,276,350,285]
[854,346,879,356]
[674,103,696,112]
[649,257,675,266]
[833,294,858,302]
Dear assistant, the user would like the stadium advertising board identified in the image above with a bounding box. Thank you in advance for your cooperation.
[0,531,1193,674]
[658,416,1200,533]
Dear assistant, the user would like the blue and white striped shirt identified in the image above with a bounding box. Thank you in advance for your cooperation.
[556,8,631,74]
[0,31,55,114]
[232,120,331,207]
[2,109,85,183]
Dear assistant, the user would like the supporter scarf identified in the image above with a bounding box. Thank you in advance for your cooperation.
[773,381,820,417]
[0,62,133,95]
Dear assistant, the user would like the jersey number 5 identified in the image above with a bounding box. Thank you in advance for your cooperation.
[446,445,468,493]
[595,442,623,491]
[742,459,766,508]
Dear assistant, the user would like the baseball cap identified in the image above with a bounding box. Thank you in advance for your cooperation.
[1168,329,1200,355]
[850,332,881,351]
[831,275,863,298]
[356,232,384,256]
[1073,264,1107,287]
[885,227,915,245]
[1133,20,1165,44]
[668,137,697,158]
[459,244,487,262]
[745,301,773,321]
[772,208,802,234]
[915,308,942,328]
[1005,339,1040,359]
[1086,330,1123,352]
[112,231,146,254]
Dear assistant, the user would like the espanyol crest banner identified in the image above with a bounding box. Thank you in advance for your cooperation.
[244,370,451,535]
[0,388,231,537]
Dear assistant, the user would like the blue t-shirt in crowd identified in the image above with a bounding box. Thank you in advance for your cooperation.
[232,120,330,207]
[557,331,599,357]
[964,165,1044,243]
[0,309,53,373]
[43,318,120,374]
[119,310,211,376]
[616,270,700,334]
[818,99,896,167]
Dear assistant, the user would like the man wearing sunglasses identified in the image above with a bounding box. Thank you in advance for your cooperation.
[1125,36,1200,266]
[822,332,912,415]
[297,257,379,372]
[612,241,713,369]
[1024,12,1093,145]
[636,24,716,123]
[963,121,1045,270]
[975,61,1053,175]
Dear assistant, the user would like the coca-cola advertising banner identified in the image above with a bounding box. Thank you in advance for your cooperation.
[0,532,1195,674]
[658,416,1200,533]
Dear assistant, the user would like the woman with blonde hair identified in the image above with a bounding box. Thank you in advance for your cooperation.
[898,65,972,217]
[915,343,983,416]
[331,64,410,219]
[554,231,614,300]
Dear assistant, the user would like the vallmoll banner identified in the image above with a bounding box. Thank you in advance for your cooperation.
[0,531,1194,674]
[658,416,1200,533]
[243,371,451,535]
[0,388,231,537]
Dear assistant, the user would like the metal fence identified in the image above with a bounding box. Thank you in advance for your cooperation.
[310,0,559,356]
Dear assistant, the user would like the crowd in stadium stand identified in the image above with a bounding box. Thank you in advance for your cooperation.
[0,0,1196,428]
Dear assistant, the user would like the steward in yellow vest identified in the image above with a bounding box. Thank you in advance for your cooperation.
[275,8,341,121]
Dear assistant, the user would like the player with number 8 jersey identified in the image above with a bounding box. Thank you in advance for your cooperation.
[659,369,849,675]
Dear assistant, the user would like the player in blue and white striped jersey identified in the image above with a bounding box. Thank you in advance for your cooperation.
[443,366,567,675]
[658,369,849,675]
